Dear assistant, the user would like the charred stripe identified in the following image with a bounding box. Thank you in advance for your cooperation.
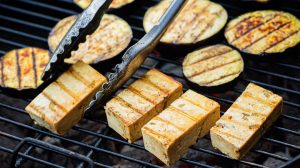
[42,92,68,112]
[225,16,253,32]
[31,48,38,88]
[15,50,21,89]
[142,126,174,141]
[155,116,186,131]
[127,86,156,105]
[114,96,145,116]
[231,104,268,117]
[140,77,169,95]
[242,21,291,50]
[200,71,242,85]
[213,127,244,141]
[168,106,198,121]
[54,81,78,101]
[263,30,299,52]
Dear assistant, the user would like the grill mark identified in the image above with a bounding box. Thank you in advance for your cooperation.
[200,71,242,85]
[194,9,223,41]
[222,115,258,128]
[242,21,291,50]
[31,48,38,88]
[213,127,244,141]
[185,49,233,67]
[142,126,173,142]
[155,116,186,132]
[54,80,78,101]
[114,96,145,116]
[68,66,89,87]
[140,77,169,95]
[225,16,253,32]
[175,2,211,43]
[41,92,68,113]
[168,106,198,122]
[263,30,299,52]
[188,59,242,78]
[1,58,4,87]
[125,88,155,106]
[127,86,156,105]
[242,91,277,107]
[180,97,209,112]
[231,104,268,117]
[230,14,279,43]
[15,50,21,89]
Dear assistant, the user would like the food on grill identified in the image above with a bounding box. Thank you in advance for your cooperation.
[105,69,183,143]
[225,10,300,55]
[143,0,228,45]
[0,47,50,90]
[25,61,107,135]
[74,0,135,9]
[48,14,132,64]
[210,83,283,160]
[182,44,244,87]
[142,90,220,165]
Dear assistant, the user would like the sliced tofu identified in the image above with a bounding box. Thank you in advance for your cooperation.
[210,83,283,160]
[142,90,220,165]
[105,69,183,143]
[25,61,107,135]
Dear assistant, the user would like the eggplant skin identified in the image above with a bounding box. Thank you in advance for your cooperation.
[183,44,244,87]
[225,10,300,55]
[73,0,134,9]
[0,48,50,90]
[48,14,132,64]
[143,0,228,45]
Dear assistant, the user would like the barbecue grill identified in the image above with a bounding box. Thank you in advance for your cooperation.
[0,0,299,167]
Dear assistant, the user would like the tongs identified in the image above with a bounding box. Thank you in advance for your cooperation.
[42,0,187,112]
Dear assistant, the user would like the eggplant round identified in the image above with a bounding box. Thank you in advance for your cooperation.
[48,14,133,64]
[143,0,228,45]
[183,44,244,87]
[225,10,300,56]
[0,48,51,90]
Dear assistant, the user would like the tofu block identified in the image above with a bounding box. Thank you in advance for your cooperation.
[25,61,107,135]
[210,83,283,160]
[105,69,183,143]
[142,90,220,165]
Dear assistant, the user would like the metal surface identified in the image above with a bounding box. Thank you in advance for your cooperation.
[0,0,299,167]
[42,0,112,82]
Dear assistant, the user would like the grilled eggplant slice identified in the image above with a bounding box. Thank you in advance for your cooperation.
[105,69,183,143]
[48,14,133,64]
[210,83,283,159]
[0,48,50,90]
[142,90,220,165]
[25,61,107,135]
[143,0,228,45]
[74,0,135,9]
[225,10,300,55]
[183,44,244,87]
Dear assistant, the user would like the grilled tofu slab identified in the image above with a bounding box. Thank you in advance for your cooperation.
[0,48,50,90]
[105,69,183,143]
[210,83,283,160]
[25,61,107,135]
[48,14,132,64]
[143,0,227,45]
[74,0,134,9]
[142,90,220,165]
[225,10,300,55]
[183,44,244,87]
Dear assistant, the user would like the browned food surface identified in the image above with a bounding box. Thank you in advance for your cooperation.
[143,0,228,44]
[0,47,50,90]
[48,14,132,64]
[225,10,300,55]
[74,0,135,9]
[183,44,244,87]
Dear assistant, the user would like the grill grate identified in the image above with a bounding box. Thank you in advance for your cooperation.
[0,0,299,167]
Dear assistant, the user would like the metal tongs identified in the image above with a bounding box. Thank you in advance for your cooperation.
[42,0,187,112]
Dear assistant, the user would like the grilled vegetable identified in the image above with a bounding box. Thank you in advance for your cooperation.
[48,14,133,64]
[182,44,244,87]
[210,83,283,160]
[105,69,183,143]
[225,10,300,55]
[143,0,228,45]
[142,90,220,165]
[74,0,135,9]
[0,48,50,90]
[25,61,107,135]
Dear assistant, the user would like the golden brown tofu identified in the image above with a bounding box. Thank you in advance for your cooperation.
[25,61,107,135]
[210,83,283,160]
[105,69,183,143]
[142,90,220,165]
